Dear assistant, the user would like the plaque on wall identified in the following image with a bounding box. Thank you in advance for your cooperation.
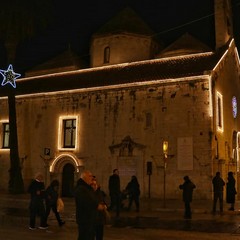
[118,157,137,176]
[177,137,193,170]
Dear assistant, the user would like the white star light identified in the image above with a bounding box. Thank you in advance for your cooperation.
[0,64,21,88]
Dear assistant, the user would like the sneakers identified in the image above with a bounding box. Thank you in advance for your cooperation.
[29,226,37,230]
[38,225,48,230]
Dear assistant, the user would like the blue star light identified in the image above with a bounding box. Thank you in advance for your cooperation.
[0,64,21,88]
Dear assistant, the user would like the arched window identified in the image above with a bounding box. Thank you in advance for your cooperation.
[104,46,110,63]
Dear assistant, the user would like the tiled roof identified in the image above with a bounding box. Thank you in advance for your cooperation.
[0,50,223,97]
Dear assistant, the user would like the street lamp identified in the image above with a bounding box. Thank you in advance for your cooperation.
[163,141,168,208]
[163,141,168,158]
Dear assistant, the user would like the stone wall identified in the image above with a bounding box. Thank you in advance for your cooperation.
[0,77,214,199]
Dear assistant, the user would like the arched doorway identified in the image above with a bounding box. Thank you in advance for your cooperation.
[62,163,75,197]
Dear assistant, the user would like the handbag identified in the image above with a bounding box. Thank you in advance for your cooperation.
[57,198,64,213]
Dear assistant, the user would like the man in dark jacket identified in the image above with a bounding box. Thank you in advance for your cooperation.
[108,169,121,217]
[126,175,140,212]
[179,175,196,219]
[28,172,48,230]
[212,171,225,214]
[75,170,105,240]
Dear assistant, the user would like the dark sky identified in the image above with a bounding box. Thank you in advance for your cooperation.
[7,0,240,74]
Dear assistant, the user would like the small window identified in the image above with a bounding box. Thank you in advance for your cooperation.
[63,119,76,148]
[146,112,152,128]
[216,92,224,132]
[2,123,10,148]
[104,46,110,63]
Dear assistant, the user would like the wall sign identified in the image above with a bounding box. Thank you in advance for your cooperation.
[177,137,193,170]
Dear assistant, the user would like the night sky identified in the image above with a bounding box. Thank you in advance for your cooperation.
[2,0,240,74]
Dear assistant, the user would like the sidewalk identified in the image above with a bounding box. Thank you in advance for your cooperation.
[1,191,240,227]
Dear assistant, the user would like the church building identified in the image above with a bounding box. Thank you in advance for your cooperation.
[0,0,240,200]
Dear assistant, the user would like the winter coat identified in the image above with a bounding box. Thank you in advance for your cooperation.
[45,185,59,206]
[108,174,120,196]
[226,176,237,203]
[95,188,107,225]
[126,178,140,197]
[179,180,196,203]
[28,180,45,202]
[212,176,225,192]
[75,178,99,225]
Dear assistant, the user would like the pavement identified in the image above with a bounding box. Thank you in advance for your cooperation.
[1,191,240,235]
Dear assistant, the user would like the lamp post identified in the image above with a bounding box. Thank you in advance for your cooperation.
[163,141,168,208]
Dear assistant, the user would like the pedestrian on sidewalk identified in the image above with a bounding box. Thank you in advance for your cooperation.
[75,170,106,240]
[27,172,48,230]
[125,175,140,212]
[45,179,65,227]
[91,176,108,240]
[212,171,225,214]
[108,169,121,217]
[179,175,196,219]
[226,171,237,211]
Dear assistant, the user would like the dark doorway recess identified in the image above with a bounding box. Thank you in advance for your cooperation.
[62,163,75,197]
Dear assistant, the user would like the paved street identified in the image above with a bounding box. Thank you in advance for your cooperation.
[1,220,240,240]
[2,193,240,239]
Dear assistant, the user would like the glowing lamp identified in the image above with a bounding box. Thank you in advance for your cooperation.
[163,141,168,158]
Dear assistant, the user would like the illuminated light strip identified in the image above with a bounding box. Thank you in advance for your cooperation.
[234,47,240,66]
[0,119,9,122]
[0,119,9,152]
[0,96,7,100]
[58,115,79,151]
[17,52,214,83]
[14,75,211,99]
[237,132,240,172]
[213,39,235,71]
[49,153,82,172]
[216,91,224,133]
[208,76,213,117]
[229,38,235,48]
[213,48,229,71]
[0,148,10,152]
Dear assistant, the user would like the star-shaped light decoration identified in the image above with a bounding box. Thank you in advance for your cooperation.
[0,64,21,88]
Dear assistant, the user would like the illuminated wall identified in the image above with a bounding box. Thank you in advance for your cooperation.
[91,33,156,67]
[0,76,214,198]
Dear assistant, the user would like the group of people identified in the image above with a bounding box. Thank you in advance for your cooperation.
[28,169,140,240]
[28,173,65,230]
[179,171,237,220]
[108,169,140,216]
[75,169,140,240]
[212,171,237,213]
[28,169,235,239]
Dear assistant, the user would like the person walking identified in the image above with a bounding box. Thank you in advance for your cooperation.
[75,170,106,240]
[108,169,121,217]
[27,172,48,230]
[179,175,196,219]
[226,171,237,211]
[91,177,107,240]
[212,171,225,214]
[45,179,65,227]
[125,176,140,212]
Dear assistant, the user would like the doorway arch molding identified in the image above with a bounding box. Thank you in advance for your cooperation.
[49,153,83,173]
